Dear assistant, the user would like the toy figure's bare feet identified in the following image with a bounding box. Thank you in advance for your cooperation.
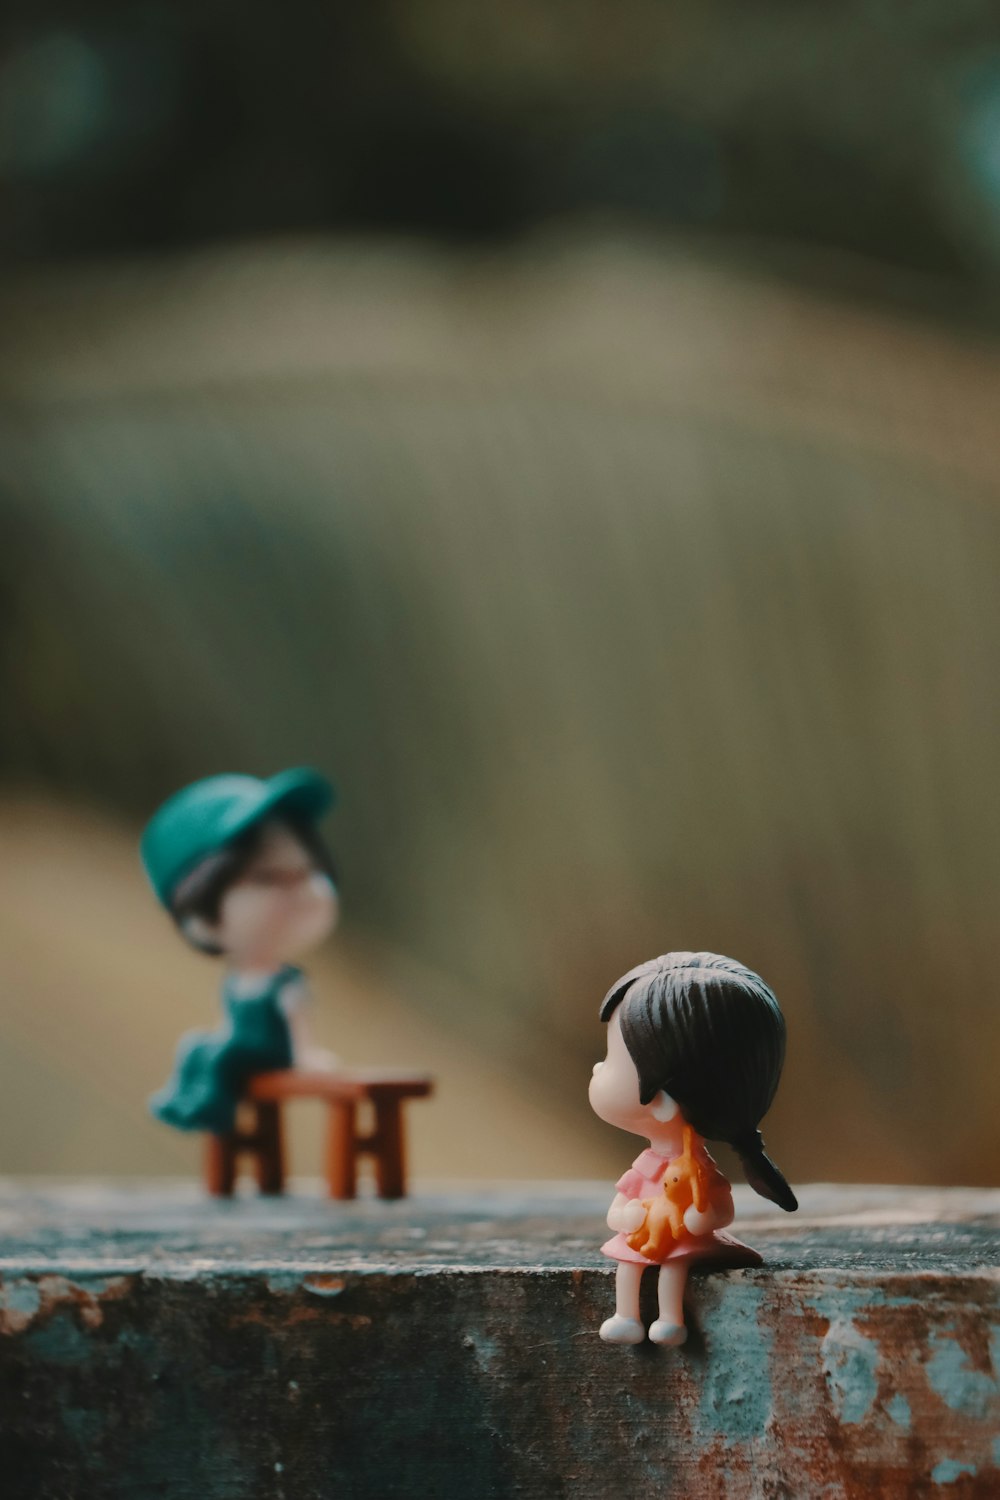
[648,1319,687,1347]
[599,1315,645,1344]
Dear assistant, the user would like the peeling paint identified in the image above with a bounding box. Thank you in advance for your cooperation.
[697,1283,774,1443]
[926,1331,998,1421]
[931,1458,978,1485]
[0,1273,131,1336]
[462,1331,502,1376]
[301,1276,346,1298]
[820,1315,879,1425]
[886,1392,912,1431]
[0,1279,42,1333]
[264,1273,300,1296]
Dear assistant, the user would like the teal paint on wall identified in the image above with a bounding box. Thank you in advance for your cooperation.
[696,1281,774,1443]
[931,1458,978,1484]
[26,1315,98,1367]
[886,1392,912,1431]
[820,1314,879,1425]
[926,1330,998,1421]
[0,1280,42,1331]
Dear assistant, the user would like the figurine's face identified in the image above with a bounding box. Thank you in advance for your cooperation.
[589,1007,679,1140]
[193,821,338,968]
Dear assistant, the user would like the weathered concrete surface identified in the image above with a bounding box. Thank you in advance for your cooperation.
[0,1182,998,1499]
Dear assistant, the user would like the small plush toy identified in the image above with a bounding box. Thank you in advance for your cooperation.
[625,1123,727,1260]
[589,951,797,1346]
[142,768,340,1135]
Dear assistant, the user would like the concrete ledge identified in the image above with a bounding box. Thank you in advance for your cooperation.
[1,1183,998,1498]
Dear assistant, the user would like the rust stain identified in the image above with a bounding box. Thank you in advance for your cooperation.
[318,1312,372,1329]
[301,1276,346,1298]
[796,1307,831,1341]
[225,1278,372,1331]
[0,1274,132,1336]
[285,1304,371,1328]
[225,1301,305,1330]
[224,1303,277,1329]
[759,1279,1000,1495]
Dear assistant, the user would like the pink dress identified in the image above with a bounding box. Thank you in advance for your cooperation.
[602,1146,762,1268]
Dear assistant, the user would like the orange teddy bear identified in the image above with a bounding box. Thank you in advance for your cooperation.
[627,1124,729,1261]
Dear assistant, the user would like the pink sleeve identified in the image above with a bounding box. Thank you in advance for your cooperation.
[616,1168,644,1197]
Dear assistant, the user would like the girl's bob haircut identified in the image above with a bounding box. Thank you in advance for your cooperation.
[600,951,797,1212]
[169,815,336,956]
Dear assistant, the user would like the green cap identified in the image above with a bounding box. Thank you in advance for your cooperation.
[141,767,336,907]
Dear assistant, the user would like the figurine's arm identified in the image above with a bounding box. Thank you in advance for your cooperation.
[280,978,340,1072]
[607,1192,647,1234]
[683,1180,734,1236]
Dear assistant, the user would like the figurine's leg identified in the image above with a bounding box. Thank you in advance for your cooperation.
[599,1262,646,1344]
[649,1263,688,1346]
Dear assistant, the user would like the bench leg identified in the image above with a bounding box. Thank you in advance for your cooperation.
[372,1096,405,1199]
[326,1099,358,1199]
[253,1101,285,1196]
[204,1134,236,1197]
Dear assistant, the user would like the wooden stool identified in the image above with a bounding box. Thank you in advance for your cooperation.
[203,1070,434,1200]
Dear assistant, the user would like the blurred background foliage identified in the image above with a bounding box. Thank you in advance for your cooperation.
[0,2,998,1186]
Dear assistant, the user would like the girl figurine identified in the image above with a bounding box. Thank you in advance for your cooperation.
[589,951,797,1347]
[141,768,340,1135]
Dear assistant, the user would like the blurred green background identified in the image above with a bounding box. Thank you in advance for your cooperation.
[1,2,998,1187]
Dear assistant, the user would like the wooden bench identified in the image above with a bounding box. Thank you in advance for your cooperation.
[203,1070,434,1200]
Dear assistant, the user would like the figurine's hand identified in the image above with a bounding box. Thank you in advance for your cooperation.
[683,1205,717,1236]
[618,1200,647,1234]
[607,1198,647,1233]
[683,1188,734,1237]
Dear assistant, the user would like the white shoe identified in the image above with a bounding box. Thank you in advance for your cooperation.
[599,1315,645,1344]
[648,1319,687,1347]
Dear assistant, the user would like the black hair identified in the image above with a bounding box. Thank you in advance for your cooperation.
[600,951,797,1212]
[169,816,336,956]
